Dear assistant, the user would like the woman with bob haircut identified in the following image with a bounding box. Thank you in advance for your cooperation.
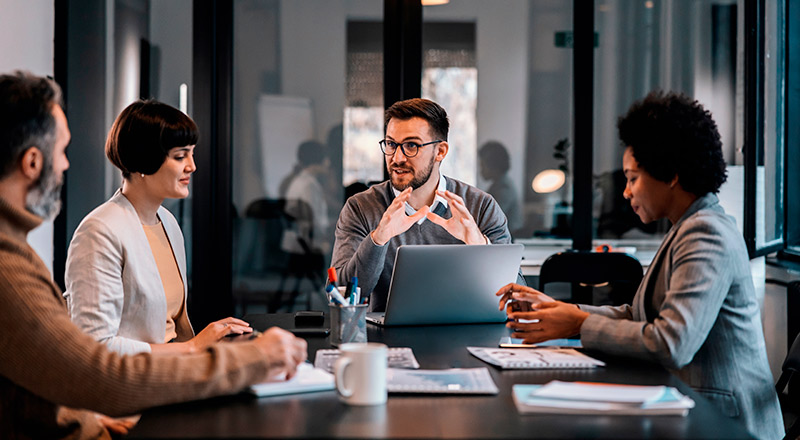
[496,91,783,439]
[64,100,252,355]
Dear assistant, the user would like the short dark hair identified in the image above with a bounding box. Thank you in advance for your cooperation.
[297,140,326,167]
[617,91,727,196]
[384,98,449,141]
[105,99,198,179]
[478,141,510,174]
[0,71,63,179]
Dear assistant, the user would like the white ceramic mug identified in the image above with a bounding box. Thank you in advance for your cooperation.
[334,342,387,405]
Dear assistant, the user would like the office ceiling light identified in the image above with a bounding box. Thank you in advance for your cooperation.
[422,0,449,5]
[532,169,566,193]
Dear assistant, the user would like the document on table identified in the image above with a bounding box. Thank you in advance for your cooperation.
[247,363,334,397]
[314,347,420,373]
[467,346,605,369]
[387,367,499,395]
[512,381,695,416]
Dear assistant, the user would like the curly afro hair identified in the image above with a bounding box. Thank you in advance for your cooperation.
[617,91,727,196]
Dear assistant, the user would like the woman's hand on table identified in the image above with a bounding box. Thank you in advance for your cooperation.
[188,317,253,351]
[505,301,590,344]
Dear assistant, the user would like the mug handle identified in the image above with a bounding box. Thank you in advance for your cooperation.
[334,356,353,398]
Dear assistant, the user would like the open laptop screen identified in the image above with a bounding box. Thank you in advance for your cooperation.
[370,244,523,326]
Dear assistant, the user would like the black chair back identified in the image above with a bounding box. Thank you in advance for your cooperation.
[539,251,643,306]
[777,332,800,440]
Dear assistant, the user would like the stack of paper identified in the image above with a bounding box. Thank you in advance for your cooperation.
[512,381,695,416]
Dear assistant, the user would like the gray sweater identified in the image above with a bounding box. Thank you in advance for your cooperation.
[331,178,523,311]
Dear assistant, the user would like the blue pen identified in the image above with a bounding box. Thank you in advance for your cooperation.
[350,277,359,305]
[326,284,347,306]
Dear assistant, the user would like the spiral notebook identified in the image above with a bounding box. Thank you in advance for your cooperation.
[467,347,605,369]
[386,367,499,394]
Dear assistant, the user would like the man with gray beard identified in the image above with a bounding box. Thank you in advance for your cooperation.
[0,71,307,439]
[331,98,522,312]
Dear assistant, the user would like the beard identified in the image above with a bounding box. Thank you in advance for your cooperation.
[389,156,436,192]
[26,162,63,222]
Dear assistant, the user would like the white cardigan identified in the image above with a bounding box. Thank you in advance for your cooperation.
[64,189,193,355]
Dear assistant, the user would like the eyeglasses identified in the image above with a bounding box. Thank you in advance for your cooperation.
[379,139,443,158]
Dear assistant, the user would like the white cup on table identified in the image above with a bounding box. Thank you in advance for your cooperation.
[334,342,387,405]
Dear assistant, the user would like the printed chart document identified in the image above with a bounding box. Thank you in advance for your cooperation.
[248,363,334,397]
[314,347,420,372]
[387,367,499,395]
[467,347,605,369]
[512,381,695,416]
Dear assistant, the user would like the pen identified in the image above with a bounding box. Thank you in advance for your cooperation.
[351,277,359,304]
[344,279,354,300]
[326,284,347,305]
[327,267,338,287]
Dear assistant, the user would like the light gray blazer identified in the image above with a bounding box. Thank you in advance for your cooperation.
[580,193,783,439]
[63,189,194,355]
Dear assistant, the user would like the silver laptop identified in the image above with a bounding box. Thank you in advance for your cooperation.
[366,244,523,326]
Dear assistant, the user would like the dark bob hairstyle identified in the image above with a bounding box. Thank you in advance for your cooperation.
[105,100,198,179]
[617,91,727,197]
[384,98,449,142]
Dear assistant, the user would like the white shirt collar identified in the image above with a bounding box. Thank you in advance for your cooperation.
[391,170,448,225]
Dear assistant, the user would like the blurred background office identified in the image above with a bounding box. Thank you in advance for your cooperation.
[2,0,798,383]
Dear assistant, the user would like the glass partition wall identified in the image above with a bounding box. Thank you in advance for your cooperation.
[230,0,579,314]
[593,0,741,248]
[58,0,786,321]
[231,1,383,314]
[227,0,767,314]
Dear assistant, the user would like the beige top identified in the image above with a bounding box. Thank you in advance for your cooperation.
[143,221,185,343]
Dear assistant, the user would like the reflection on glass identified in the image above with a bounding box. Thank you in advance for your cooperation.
[344,107,383,186]
[423,66,478,185]
[422,1,571,241]
[232,0,381,314]
[594,0,739,243]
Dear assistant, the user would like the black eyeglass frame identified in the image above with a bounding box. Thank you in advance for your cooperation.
[379,139,443,158]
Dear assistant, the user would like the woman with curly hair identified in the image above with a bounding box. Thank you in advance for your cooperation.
[497,91,783,439]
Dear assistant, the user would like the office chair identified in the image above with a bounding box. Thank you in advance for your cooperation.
[538,250,643,306]
[777,331,800,440]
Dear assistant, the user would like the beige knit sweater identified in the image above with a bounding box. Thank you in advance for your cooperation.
[0,197,272,439]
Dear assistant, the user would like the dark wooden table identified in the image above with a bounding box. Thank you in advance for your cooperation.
[128,313,753,439]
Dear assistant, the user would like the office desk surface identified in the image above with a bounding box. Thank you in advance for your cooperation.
[128,314,752,439]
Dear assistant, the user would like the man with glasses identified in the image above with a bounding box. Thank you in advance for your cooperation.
[331,98,522,312]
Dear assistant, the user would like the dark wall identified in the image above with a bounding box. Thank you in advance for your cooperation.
[64,0,109,247]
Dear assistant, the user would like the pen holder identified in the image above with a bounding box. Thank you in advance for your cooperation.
[330,303,368,347]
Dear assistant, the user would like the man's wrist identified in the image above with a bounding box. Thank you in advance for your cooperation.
[370,229,388,246]
[464,230,487,245]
